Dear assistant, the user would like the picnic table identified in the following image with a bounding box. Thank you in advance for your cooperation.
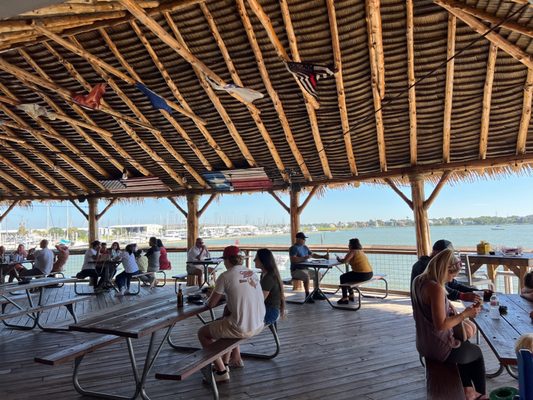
[0,259,33,283]
[0,276,86,331]
[470,293,533,378]
[468,253,533,290]
[68,293,210,399]
[287,259,341,304]
[186,257,223,288]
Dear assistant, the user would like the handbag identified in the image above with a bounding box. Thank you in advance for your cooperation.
[453,318,477,342]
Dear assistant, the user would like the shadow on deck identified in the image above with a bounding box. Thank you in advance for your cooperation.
[0,285,518,399]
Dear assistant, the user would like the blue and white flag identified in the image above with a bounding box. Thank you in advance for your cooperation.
[136,82,173,112]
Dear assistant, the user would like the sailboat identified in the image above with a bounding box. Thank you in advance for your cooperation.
[491,225,505,230]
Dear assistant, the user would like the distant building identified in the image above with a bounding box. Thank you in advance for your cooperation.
[102,224,163,236]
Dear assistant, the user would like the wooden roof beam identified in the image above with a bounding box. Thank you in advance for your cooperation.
[128,21,213,171]
[0,154,57,196]
[516,69,533,154]
[443,14,456,163]
[236,0,311,181]
[365,0,385,99]
[118,0,254,107]
[0,168,37,196]
[196,5,287,179]
[479,44,498,160]
[246,0,320,110]
[167,197,187,217]
[41,42,149,176]
[435,0,533,70]
[277,0,331,179]
[20,1,159,17]
[0,201,19,222]
[365,0,387,171]
[406,0,417,165]
[325,0,357,176]
[162,16,257,168]
[441,0,533,39]
[96,198,117,221]
[424,171,451,210]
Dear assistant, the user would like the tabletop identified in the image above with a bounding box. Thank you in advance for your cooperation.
[297,259,342,269]
[472,294,533,365]
[468,253,533,267]
[69,293,208,338]
[186,257,223,265]
[0,277,80,296]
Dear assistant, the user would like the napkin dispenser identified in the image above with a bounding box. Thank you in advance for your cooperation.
[477,241,490,255]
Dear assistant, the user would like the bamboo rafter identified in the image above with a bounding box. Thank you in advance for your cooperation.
[516,69,533,154]
[365,0,385,99]
[236,0,311,181]
[68,36,203,188]
[0,201,19,221]
[196,5,287,179]
[246,0,320,110]
[0,168,37,197]
[365,0,387,171]
[435,0,533,70]
[41,41,149,176]
[406,0,417,165]
[0,155,57,196]
[277,0,331,179]
[443,14,456,163]
[325,0,357,176]
[163,14,257,168]
[479,43,498,160]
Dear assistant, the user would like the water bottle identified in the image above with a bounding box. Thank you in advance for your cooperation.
[489,293,499,319]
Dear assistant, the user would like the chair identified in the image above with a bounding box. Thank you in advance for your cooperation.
[457,254,495,291]
[518,349,533,400]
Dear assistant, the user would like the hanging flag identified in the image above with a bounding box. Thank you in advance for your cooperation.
[206,76,264,103]
[135,82,173,112]
[71,83,106,110]
[284,62,334,99]
[16,103,56,120]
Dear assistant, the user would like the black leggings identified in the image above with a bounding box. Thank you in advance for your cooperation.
[446,340,486,394]
[340,271,373,297]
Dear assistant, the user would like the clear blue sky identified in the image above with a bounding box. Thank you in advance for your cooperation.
[2,174,532,230]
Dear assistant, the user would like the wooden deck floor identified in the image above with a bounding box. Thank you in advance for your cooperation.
[0,284,518,399]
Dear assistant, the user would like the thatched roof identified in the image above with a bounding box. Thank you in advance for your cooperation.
[0,0,531,200]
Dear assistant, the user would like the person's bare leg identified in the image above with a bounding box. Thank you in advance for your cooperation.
[229,346,242,365]
[198,325,225,372]
[195,269,203,286]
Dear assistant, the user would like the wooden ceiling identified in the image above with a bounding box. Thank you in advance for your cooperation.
[0,0,531,200]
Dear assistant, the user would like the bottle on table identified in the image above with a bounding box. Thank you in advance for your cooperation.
[177,284,184,309]
[489,293,499,319]
[326,249,330,260]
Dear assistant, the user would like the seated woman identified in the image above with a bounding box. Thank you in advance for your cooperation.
[110,242,122,261]
[197,246,265,382]
[411,248,487,400]
[115,244,139,296]
[8,243,28,282]
[157,239,172,271]
[521,272,533,301]
[336,238,373,305]
[255,248,285,326]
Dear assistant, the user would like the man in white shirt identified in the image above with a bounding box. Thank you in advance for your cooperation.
[186,238,212,285]
[21,239,54,277]
[197,245,265,383]
[76,240,101,288]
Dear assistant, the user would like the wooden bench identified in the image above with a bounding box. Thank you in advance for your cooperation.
[173,273,199,293]
[424,358,464,400]
[1,296,87,331]
[156,338,245,400]
[330,273,388,311]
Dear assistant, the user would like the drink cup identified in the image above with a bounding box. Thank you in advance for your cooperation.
[474,291,484,304]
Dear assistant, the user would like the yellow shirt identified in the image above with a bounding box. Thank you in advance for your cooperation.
[348,250,372,273]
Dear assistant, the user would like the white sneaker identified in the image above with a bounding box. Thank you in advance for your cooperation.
[203,369,230,384]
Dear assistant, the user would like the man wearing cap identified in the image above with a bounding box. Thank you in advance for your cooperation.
[410,239,480,302]
[198,245,265,383]
[289,232,329,303]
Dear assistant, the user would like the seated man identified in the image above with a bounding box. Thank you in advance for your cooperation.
[186,238,212,285]
[410,239,481,302]
[139,237,160,287]
[76,240,101,290]
[21,239,54,278]
[289,232,328,303]
[52,244,69,273]
[197,246,265,382]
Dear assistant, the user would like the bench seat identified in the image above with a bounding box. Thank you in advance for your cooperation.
[156,338,245,400]
[425,358,464,400]
[331,273,388,311]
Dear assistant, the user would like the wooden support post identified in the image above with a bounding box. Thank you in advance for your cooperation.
[290,187,301,242]
[88,198,98,244]
[410,175,430,257]
[186,194,199,249]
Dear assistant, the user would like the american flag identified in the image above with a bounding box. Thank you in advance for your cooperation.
[100,177,168,194]
[285,62,334,99]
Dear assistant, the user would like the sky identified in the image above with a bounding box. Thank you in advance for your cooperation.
[1,174,532,230]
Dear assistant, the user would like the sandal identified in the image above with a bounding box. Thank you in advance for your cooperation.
[337,299,349,305]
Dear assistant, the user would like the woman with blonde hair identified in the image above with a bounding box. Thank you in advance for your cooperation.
[411,248,487,400]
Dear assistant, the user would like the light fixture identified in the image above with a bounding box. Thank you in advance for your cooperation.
[228,173,234,192]
[121,168,128,181]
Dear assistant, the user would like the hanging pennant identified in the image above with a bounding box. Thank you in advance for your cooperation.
[71,83,106,110]
[206,76,264,103]
[284,62,334,99]
[135,82,173,112]
[16,103,56,120]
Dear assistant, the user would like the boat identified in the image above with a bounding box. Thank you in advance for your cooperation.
[491,225,505,230]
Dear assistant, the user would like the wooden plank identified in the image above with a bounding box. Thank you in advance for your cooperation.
[406,0,417,166]
[443,14,456,163]
[479,44,498,160]
[516,68,533,154]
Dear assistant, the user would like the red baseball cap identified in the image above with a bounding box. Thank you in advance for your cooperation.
[222,245,240,258]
